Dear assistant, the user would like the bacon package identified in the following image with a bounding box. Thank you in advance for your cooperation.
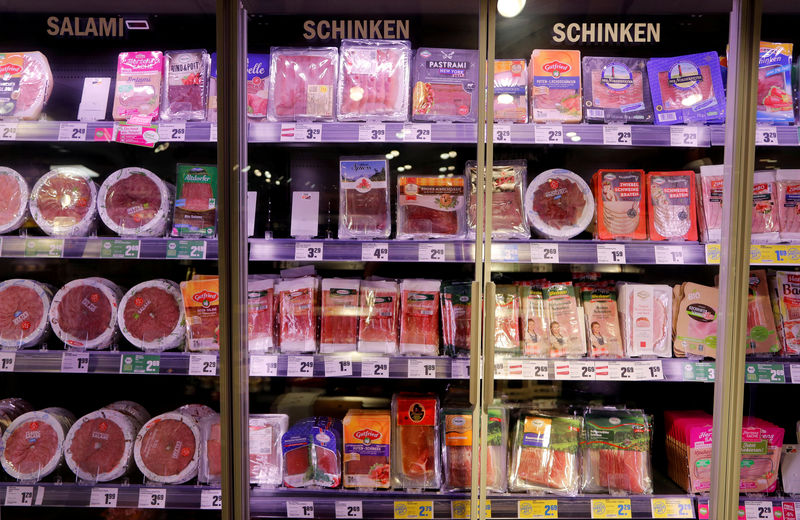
[495,285,522,355]
[358,280,398,354]
[674,283,720,359]
[397,175,466,239]
[530,50,581,123]
[320,278,359,353]
[647,52,726,125]
[112,51,163,121]
[466,160,529,239]
[770,271,800,356]
[751,170,780,242]
[594,169,647,240]
[277,276,318,353]
[161,50,210,121]
[0,52,53,120]
[756,42,794,124]
[582,57,653,124]
[338,156,390,239]
[343,409,391,489]
[699,165,724,242]
[411,48,478,123]
[746,270,780,355]
[777,169,800,242]
[544,282,585,358]
[508,411,582,494]
[617,283,673,357]
[519,284,549,357]
[338,39,411,122]
[582,287,624,358]
[441,281,472,357]
[442,407,507,493]
[180,276,219,351]
[525,169,594,240]
[248,275,275,353]
[268,47,337,121]
[282,416,342,488]
[392,393,440,489]
[494,59,528,123]
[399,279,440,356]
[646,171,698,241]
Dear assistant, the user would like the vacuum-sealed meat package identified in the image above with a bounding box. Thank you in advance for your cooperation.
[411,48,478,122]
[0,279,53,349]
[530,50,581,123]
[544,282,585,358]
[248,276,275,353]
[617,282,673,357]
[397,175,466,239]
[525,169,594,240]
[161,49,210,121]
[582,287,624,358]
[582,57,652,123]
[777,169,800,242]
[771,271,800,355]
[495,285,521,355]
[646,171,698,241]
[269,47,337,121]
[180,277,219,351]
[320,278,359,353]
[113,51,163,121]
[399,279,440,356]
[746,270,780,355]
[97,167,175,237]
[594,169,647,240]
[172,164,218,238]
[343,409,391,489]
[358,280,398,354]
[647,52,726,125]
[119,279,185,351]
[277,276,318,353]
[442,407,507,493]
[338,39,411,121]
[134,408,202,484]
[674,282,720,359]
[756,42,794,124]
[249,414,289,486]
[441,281,472,357]
[246,54,270,119]
[0,167,29,234]
[466,160,529,239]
[494,59,528,123]
[339,156,390,239]
[751,170,779,242]
[699,165,724,242]
[519,284,549,357]
[50,277,123,350]
[30,169,98,237]
[1,407,76,482]
[392,393,440,489]
[0,52,53,120]
[282,416,342,488]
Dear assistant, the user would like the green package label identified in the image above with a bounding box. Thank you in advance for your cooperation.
[173,164,218,237]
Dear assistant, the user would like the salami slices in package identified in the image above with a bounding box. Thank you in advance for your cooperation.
[582,57,652,123]
[647,52,726,125]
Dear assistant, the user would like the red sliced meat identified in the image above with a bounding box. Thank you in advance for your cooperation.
[53,283,113,342]
[590,69,646,109]
[0,168,27,233]
[32,172,95,235]
[121,282,182,348]
[3,419,59,476]
[0,282,48,347]
[137,418,196,477]
[66,417,126,477]
[658,65,714,111]
[101,172,164,231]
[320,280,359,351]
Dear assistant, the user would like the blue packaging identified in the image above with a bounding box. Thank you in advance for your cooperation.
[281,417,342,488]
[582,56,653,123]
[208,53,270,121]
[411,48,479,123]
[756,42,794,125]
[646,52,726,125]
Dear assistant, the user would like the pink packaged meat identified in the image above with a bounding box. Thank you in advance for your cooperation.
[581,287,624,358]
[0,279,53,349]
[338,39,411,122]
[674,282,719,359]
[751,170,779,242]
[358,279,398,354]
[134,408,203,484]
[525,169,594,240]
[495,285,521,355]
[646,171,698,242]
[0,167,29,234]
[518,283,549,357]
[582,57,653,123]
[30,169,98,237]
[777,169,800,242]
[530,50,581,123]
[97,167,175,237]
[248,275,276,353]
[112,51,163,122]
[494,59,528,123]
[277,276,318,353]
[0,52,53,120]
[118,280,185,352]
[617,283,672,357]
[647,52,726,125]
[49,277,123,350]
[399,279,440,356]
[1,407,76,482]
[466,160,529,239]
[269,47,337,121]
[412,48,478,122]
[161,49,211,121]
[320,278,359,353]
[544,282,584,358]
[699,165,723,242]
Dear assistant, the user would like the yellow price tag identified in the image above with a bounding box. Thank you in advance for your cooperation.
[704,244,720,264]
[518,500,558,519]
[395,501,434,519]
[591,499,632,519]
[452,500,491,519]
[755,245,789,264]
[651,498,694,519]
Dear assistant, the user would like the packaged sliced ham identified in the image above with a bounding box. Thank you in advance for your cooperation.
[397,175,466,239]
[160,50,210,121]
[0,52,53,120]
[594,169,647,240]
[525,169,594,240]
[97,167,174,237]
[441,281,472,357]
[49,277,123,350]
[172,164,218,238]
[544,282,584,358]
[494,59,528,123]
[338,156,390,239]
[617,283,673,357]
[0,407,75,482]
[112,51,163,122]
[756,42,794,124]
[751,170,780,242]
[282,416,342,488]
[442,407,507,493]
[180,277,219,351]
[134,408,202,484]
[530,50,582,123]
[777,169,800,242]
[646,171,698,242]
[399,279,440,356]
[249,414,289,486]
[392,393,440,489]
[246,54,270,120]
[248,276,276,353]
[358,279,398,354]
[0,167,29,234]
[582,57,653,124]
[198,414,221,483]
[411,48,478,123]
[674,283,720,359]
[495,285,521,355]
[647,52,726,125]
[343,409,391,489]
[699,165,724,242]
[519,284,549,357]
[508,411,582,494]
[582,287,624,358]
[338,39,411,122]
[320,278,359,353]
[747,270,780,355]
[268,47,337,121]
[772,271,800,355]
[277,276,318,353]
[30,170,98,237]
[0,279,53,349]
[466,160,529,239]
[119,280,185,351]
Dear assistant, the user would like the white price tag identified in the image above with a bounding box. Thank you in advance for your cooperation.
[0,122,18,141]
[138,488,166,509]
[4,486,34,506]
[554,361,595,380]
[249,354,278,377]
[295,123,322,142]
[451,358,470,379]
[494,124,512,142]
[745,501,774,520]
[89,487,118,508]
[790,364,800,384]
[200,489,222,510]
[502,358,523,378]
[403,123,432,142]
[336,500,364,519]
[359,123,386,142]
[530,243,559,263]
[495,244,519,262]
[408,359,437,379]
[295,242,323,261]
[596,244,626,264]
[655,245,685,264]
[670,126,700,147]
[60,351,90,373]
[158,123,186,141]
[362,242,389,261]
[0,352,16,372]
[59,122,88,141]
[287,355,315,377]
[288,501,315,518]
[603,125,633,146]
[522,359,549,379]
[534,124,564,144]
[638,360,664,380]
[361,356,390,378]
[324,356,353,377]
[189,354,218,376]
[757,125,779,146]
[419,243,446,262]
[494,360,507,378]
[210,123,217,142]
[602,361,636,381]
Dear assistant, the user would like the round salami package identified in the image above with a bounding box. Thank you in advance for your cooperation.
[63,407,141,482]
[118,280,185,351]
[30,170,98,236]
[97,167,175,237]
[0,279,53,349]
[1,407,76,482]
[0,167,29,234]
[133,409,202,484]
[525,169,594,240]
[49,277,124,350]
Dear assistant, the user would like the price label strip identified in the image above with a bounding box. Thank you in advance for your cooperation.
[287,355,315,377]
[408,359,437,379]
[200,489,222,510]
[651,497,694,519]
[518,499,558,519]
[295,242,323,261]
[451,358,470,379]
[324,356,354,377]
[158,122,186,141]
[166,239,207,259]
[249,354,279,377]
[670,126,701,147]
[419,243,446,262]
[603,125,632,146]
[119,354,160,374]
[745,363,785,384]
[591,498,632,519]
[4,485,34,506]
[362,242,389,261]
[522,360,549,380]
[295,123,322,142]
[288,501,315,518]
[25,238,64,258]
[0,351,17,372]
[189,354,218,376]
[89,487,118,508]
[0,122,18,141]
[403,123,432,142]
[494,124,512,143]
[452,500,491,519]
[138,488,167,509]
[59,122,88,141]
[530,243,559,263]
[359,123,386,142]
[100,239,141,259]
[682,361,716,382]
[598,361,636,381]
[596,244,626,264]
[554,361,595,380]
[638,360,664,380]
[61,351,90,373]
[361,356,390,378]
[336,500,364,519]
[744,501,775,520]
[757,125,779,146]
[655,245,685,264]
[534,124,564,144]
[395,500,434,519]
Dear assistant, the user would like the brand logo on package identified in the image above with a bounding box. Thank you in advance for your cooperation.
[192,290,219,303]
[354,429,381,442]
[0,63,22,76]
[303,19,410,40]
[542,61,571,75]
[552,22,660,43]
[46,16,151,37]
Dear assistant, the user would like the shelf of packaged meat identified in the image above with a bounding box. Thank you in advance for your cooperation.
[0,121,217,143]
[0,236,217,260]
[249,354,463,379]
[249,121,478,144]
[0,351,218,376]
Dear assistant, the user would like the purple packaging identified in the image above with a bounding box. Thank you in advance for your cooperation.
[647,52,726,125]
[281,417,342,488]
[411,48,479,123]
[582,57,653,124]
[246,54,270,119]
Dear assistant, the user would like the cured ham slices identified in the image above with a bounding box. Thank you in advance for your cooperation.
[269,47,337,121]
[647,52,725,125]
[392,394,440,489]
[583,57,652,123]
[412,48,478,123]
[526,169,594,240]
[320,278,359,353]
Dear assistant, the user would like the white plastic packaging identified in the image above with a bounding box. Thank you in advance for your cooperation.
[30,170,98,236]
[358,280,399,354]
[0,167,29,234]
[248,276,276,353]
[198,414,221,484]
[249,414,289,486]
[777,169,800,242]
[49,277,124,350]
[118,279,185,351]
[1,407,76,482]
[752,170,780,243]
[161,49,210,122]
[112,51,163,122]
[0,279,53,349]
[268,47,338,122]
[0,52,54,120]
[133,408,202,484]
[411,48,479,123]
[617,283,673,357]
[699,165,723,243]
[525,169,594,239]
[276,276,318,353]
[320,278,360,353]
[399,279,441,356]
[97,167,175,237]
[466,160,529,239]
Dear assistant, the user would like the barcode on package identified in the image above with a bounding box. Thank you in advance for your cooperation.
[587,109,604,119]
[658,112,677,122]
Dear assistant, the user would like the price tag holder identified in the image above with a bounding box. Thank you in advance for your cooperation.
[522,360,549,380]
[189,354,218,376]
[602,361,636,381]
[0,122,18,140]
[336,500,364,519]
[25,238,64,258]
[59,122,88,141]
[603,125,632,146]
[61,351,90,373]
[403,123,432,142]
[745,501,774,520]
[287,501,315,518]
[452,500,491,519]
[166,239,207,259]
[119,354,160,374]
[100,239,141,259]
[670,126,700,147]
[534,124,564,144]
[200,489,222,510]
[638,360,664,380]
[682,361,716,382]
[451,358,470,379]
[419,243,446,262]
[89,487,118,508]
[210,124,217,142]
[359,123,386,142]
[0,352,16,372]
[596,244,626,264]
[502,358,524,378]
[408,359,437,379]
[138,488,167,509]
[651,497,694,519]
[249,354,279,377]
[361,356,390,378]
[790,365,800,384]
[362,242,389,261]
[518,499,558,519]
[554,361,595,380]
[158,123,186,141]
[655,245,685,264]
[704,244,721,264]
[4,485,34,506]
[757,125,779,146]
[324,356,353,377]
[530,243,559,263]
[494,124,512,143]
[295,242,323,261]
[287,355,315,377]
[394,500,434,519]
[295,123,322,142]
[591,498,632,519]
[745,363,785,384]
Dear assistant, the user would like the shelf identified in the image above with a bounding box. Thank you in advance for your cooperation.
[0,237,217,260]
[0,120,216,143]
[249,354,463,379]
[249,121,477,144]
[0,351,218,376]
